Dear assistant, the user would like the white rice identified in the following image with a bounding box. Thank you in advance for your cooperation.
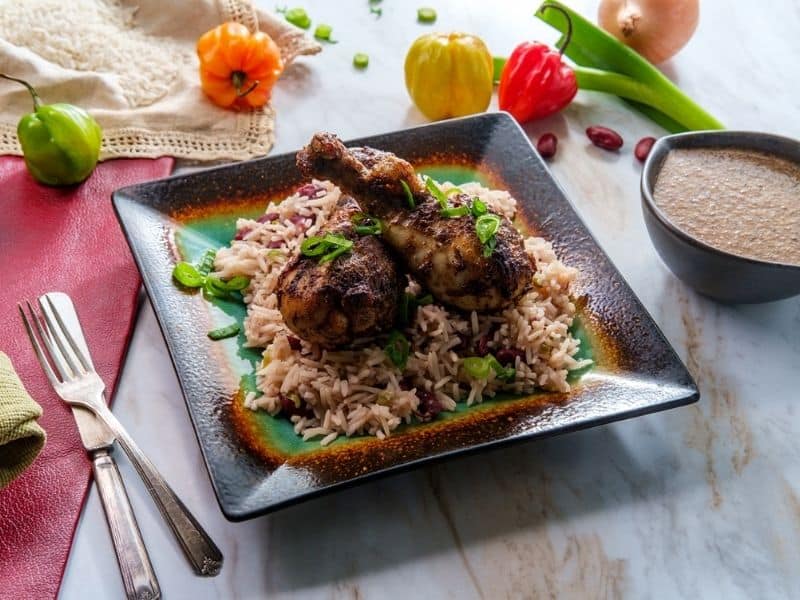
[214,179,591,445]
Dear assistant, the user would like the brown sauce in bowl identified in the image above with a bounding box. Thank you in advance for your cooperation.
[653,148,800,265]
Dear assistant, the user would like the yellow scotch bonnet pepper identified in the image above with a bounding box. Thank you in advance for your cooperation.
[404,32,494,121]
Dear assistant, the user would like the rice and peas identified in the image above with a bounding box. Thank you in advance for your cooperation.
[213,179,591,446]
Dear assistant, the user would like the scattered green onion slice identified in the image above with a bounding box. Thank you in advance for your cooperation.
[417,7,437,23]
[487,355,516,381]
[441,205,470,219]
[284,7,311,29]
[352,213,383,235]
[384,330,410,370]
[445,187,463,197]
[172,262,204,288]
[208,323,240,340]
[482,235,498,258]
[463,354,516,381]
[475,214,501,244]
[314,24,336,42]
[353,53,369,69]
[463,356,491,379]
[223,275,250,291]
[267,249,285,260]
[400,180,416,209]
[369,0,382,18]
[197,249,217,276]
[469,197,488,217]
[424,176,448,209]
[301,233,353,263]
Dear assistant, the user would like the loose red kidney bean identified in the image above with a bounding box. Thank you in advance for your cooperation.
[635,136,656,162]
[586,125,623,151]
[537,133,558,159]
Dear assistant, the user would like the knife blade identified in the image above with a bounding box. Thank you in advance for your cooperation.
[40,292,160,600]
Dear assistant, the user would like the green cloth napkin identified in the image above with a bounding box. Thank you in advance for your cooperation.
[0,352,46,489]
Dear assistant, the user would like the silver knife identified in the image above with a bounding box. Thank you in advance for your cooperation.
[42,293,160,600]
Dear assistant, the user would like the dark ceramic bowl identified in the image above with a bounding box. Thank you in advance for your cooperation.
[641,130,800,303]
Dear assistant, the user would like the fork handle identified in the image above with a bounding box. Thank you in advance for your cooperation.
[93,450,161,600]
[93,404,223,576]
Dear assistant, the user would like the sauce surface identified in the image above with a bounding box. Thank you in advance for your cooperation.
[653,148,800,265]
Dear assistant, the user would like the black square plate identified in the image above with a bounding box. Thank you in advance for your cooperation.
[113,113,698,521]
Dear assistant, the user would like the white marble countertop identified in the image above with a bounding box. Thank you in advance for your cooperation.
[60,1,800,598]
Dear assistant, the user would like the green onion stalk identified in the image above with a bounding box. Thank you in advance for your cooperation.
[494,0,723,133]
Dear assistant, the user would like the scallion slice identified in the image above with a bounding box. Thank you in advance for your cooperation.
[441,205,470,219]
[400,180,416,209]
[469,197,488,217]
[172,262,204,288]
[475,214,501,244]
[445,187,463,197]
[208,323,240,340]
[384,330,410,370]
[352,213,382,235]
[284,7,311,29]
[424,176,448,209]
[462,356,491,379]
[196,249,217,276]
[353,53,369,69]
[314,23,336,42]
[417,7,437,23]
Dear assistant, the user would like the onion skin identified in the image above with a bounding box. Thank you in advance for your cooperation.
[598,0,699,64]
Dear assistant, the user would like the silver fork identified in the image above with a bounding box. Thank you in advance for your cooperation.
[20,297,223,577]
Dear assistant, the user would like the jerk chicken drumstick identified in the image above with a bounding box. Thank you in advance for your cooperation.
[277,195,404,347]
[297,133,534,312]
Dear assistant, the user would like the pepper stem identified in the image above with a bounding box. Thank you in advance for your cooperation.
[537,3,573,56]
[0,74,42,110]
[231,71,259,98]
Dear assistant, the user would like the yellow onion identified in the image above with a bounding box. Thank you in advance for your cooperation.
[404,32,494,121]
[598,0,699,64]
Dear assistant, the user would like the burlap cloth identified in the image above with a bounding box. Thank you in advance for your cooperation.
[0,0,321,161]
[0,352,45,490]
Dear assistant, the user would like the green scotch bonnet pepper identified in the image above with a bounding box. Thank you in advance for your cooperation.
[1,74,102,186]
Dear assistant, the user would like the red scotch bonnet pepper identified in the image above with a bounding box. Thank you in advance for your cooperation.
[498,4,578,123]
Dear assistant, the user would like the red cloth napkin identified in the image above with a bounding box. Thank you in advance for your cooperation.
[0,156,173,599]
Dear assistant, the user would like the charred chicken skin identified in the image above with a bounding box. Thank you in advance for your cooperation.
[277,195,403,347]
[296,133,534,311]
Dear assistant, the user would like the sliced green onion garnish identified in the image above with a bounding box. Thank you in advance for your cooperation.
[314,24,336,42]
[441,205,470,219]
[424,176,448,209]
[284,7,311,29]
[445,187,463,197]
[301,233,353,262]
[369,0,382,17]
[400,180,416,209]
[352,213,382,235]
[482,235,498,258]
[208,323,240,340]
[353,53,369,69]
[384,330,410,370]
[267,249,285,260]
[172,262,204,288]
[463,356,491,379]
[197,249,217,276]
[487,355,516,381]
[475,213,501,244]
[223,275,250,291]
[463,354,516,381]
[417,7,437,23]
[469,197,487,217]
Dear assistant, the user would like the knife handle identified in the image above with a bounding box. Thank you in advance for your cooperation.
[93,450,161,600]
[93,404,223,576]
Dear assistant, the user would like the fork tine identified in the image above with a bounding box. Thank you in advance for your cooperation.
[38,296,86,375]
[42,296,92,372]
[25,300,74,381]
[18,303,61,387]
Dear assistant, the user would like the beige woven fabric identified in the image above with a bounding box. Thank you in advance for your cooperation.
[0,352,45,490]
[0,0,321,160]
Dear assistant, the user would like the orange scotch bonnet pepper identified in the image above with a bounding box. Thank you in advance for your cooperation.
[197,22,284,110]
